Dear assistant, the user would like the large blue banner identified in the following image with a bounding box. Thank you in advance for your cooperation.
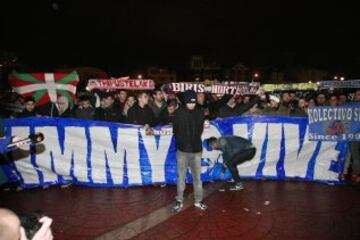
[1,116,348,188]
[308,105,360,141]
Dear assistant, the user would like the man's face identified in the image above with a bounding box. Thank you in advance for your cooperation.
[126,96,136,107]
[316,94,326,105]
[25,101,35,112]
[308,99,316,107]
[80,100,91,109]
[153,91,164,102]
[227,97,236,106]
[119,91,127,102]
[290,93,296,101]
[298,99,307,108]
[210,142,218,150]
[270,100,279,108]
[167,105,176,114]
[186,103,196,110]
[197,93,205,104]
[57,102,66,112]
[339,95,347,104]
[138,93,149,105]
[329,96,338,106]
[355,90,360,102]
[243,96,250,104]
[103,96,114,107]
[282,93,291,103]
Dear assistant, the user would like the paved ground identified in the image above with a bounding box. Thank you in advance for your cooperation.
[1,181,360,240]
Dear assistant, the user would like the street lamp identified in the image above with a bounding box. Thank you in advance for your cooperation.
[252,73,259,82]
[334,76,338,80]
[340,77,345,81]
[137,74,142,79]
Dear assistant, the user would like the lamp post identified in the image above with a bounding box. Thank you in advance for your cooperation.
[252,73,259,82]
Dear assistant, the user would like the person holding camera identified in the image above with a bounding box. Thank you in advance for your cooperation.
[0,208,53,240]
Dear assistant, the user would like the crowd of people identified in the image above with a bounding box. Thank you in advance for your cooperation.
[2,88,359,125]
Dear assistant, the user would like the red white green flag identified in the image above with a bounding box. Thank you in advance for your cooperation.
[9,71,79,105]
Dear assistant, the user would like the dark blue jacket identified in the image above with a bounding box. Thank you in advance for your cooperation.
[217,136,255,162]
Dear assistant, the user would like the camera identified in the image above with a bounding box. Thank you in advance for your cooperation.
[19,212,44,239]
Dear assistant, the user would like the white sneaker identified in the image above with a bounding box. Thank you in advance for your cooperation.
[173,201,183,212]
[194,201,208,211]
[229,182,244,191]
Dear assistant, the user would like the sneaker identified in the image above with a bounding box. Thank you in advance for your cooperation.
[173,201,183,212]
[194,201,208,211]
[229,182,244,191]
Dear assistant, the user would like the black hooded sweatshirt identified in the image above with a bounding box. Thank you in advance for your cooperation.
[173,107,205,153]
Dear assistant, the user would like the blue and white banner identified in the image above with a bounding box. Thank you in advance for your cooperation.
[1,116,347,188]
[308,105,360,141]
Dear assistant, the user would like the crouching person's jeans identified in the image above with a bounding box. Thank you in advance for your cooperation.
[226,148,256,183]
[176,150,203,203]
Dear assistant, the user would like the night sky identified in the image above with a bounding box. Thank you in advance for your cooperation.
[1,0,360,76]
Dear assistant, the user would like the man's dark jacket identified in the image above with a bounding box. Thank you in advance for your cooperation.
[173,107,205,153]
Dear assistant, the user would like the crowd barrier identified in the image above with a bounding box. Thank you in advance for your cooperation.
[1,116,348,188]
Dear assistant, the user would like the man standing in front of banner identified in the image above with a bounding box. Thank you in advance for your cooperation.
[173,90,207,212]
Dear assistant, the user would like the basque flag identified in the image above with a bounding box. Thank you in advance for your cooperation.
[9,71,79,105]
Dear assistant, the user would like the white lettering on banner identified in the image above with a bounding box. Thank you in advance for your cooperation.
[90,127,120,184]
[64,127,88,182]
[314,142,340,181]
[262,123,282,176]
[61,127,87,181]
[140,127,173,182]
[11,127,40,184]
[309,106,360,123]
[284,126,318,177]
[323,109,328,121]
[201,125,223,173]
[308,109,313,123]
[35,127,88,182]
[237,123,267,176]
[117,128,142,184]
[184,83,193,91]
[34,127,64,183]
[232,123,249,139]
[89,127,141,184]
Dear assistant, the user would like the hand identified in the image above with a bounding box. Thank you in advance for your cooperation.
[144,125,154,136]
[12,137,28,150]
[20,216,53,240]
[204,120,210,128]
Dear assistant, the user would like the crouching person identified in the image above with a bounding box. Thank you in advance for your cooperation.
[206,136,256,190]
